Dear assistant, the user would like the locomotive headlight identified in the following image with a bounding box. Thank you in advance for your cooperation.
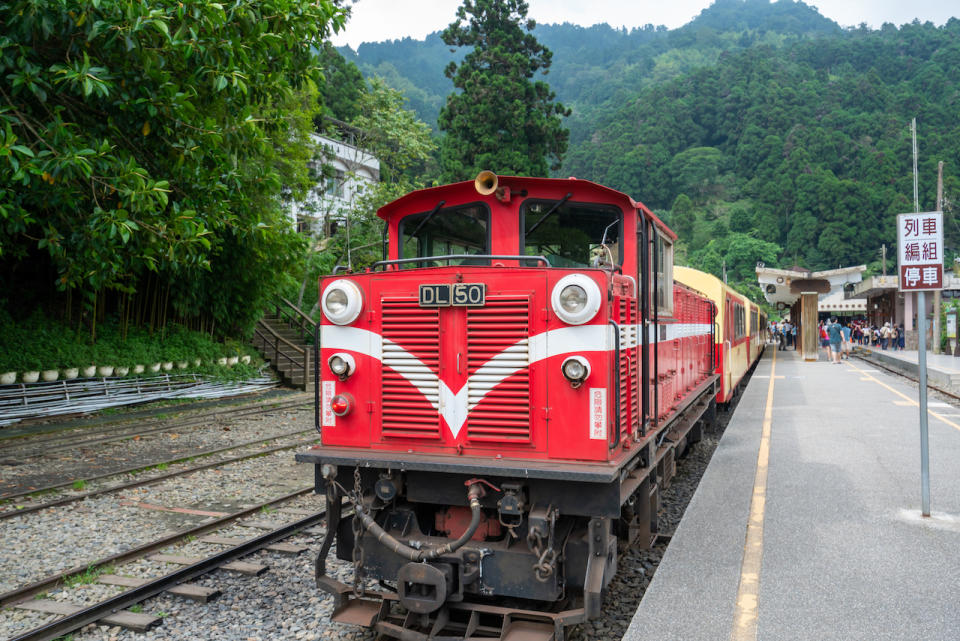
[321,279,363,325]
[328,353,355,380]
[551,274,602,325]
[559,285,588,313]
[561,356,591,387]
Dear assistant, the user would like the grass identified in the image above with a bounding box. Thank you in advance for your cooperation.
[63,564,113,588]
[156,610,169,618]
[71,479,87,491]
[260,505,276,514]
[129,604,143,613]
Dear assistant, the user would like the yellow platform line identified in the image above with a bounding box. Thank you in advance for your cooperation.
[731,349,777,641]
[848,362,960,434]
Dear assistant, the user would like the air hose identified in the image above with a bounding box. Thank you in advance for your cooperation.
[353,482,484,562]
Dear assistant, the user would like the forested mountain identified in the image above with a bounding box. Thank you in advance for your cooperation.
[338,0,960,296]
[339,0,838,128]
[563,21,960,276]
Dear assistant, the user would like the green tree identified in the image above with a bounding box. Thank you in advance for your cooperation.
[0,0,345,335]
[670,193,695,239]
[317,43,365,123]
[438,0,570,181]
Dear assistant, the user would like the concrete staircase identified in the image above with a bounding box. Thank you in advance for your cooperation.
[252,302,316,390]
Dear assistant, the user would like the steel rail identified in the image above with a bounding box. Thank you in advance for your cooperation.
[0,389,299,445]
[0,398,309,459]
[0,426,314,503]
[0,487,319,610]
[0,433,318,520]
[7,502,328,641]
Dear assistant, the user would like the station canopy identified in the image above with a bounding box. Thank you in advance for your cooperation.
[757,264,866,312]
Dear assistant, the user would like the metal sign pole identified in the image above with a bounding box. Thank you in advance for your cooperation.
[917,290,931,517]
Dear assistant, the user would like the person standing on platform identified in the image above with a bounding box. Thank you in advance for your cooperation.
[792,323,798,350]
[842,321,853,359]
[784,321,793,349]
[898,323,906,350]
[890,323,899,351]
[880,322,891,350]
[828,317,843,363]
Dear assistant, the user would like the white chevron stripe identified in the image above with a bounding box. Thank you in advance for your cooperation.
[320,321,714,438]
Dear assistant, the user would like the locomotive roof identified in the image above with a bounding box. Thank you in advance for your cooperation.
[377,175,676,241]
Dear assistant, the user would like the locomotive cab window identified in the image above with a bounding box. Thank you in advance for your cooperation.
[656,233,673,314]
[520,200,622,268]
[399,203,490,268]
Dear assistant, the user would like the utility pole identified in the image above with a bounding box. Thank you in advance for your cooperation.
[881,244,887,276]
[934,161,944,353]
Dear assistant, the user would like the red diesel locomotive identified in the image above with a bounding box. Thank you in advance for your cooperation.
[298,173,721,640]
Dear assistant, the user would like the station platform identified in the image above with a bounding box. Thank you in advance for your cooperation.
[624,348,960,641]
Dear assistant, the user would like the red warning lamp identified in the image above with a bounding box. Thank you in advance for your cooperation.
[330,394,353,417]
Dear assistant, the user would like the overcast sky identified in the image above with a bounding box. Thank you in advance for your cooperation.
[331,0,957,50]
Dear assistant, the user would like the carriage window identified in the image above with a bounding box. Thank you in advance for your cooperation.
[521,200,622,268]
[399,203,490,268]
[656,233,673,313]
[733,302,746,340]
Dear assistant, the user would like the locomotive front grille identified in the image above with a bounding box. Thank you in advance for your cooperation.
[466,296,531,443]
[381,297,442,439]
[379,294,532,445]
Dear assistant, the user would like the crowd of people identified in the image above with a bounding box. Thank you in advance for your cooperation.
[770,318,906,361]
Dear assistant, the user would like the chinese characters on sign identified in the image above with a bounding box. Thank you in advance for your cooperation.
[898,211,943,291]
[589,388,607,440]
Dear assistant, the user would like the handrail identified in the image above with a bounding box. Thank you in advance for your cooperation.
[255,320,305,356]
[272,297,317,346]
[370,254,551,271]
[278,296,317,328]
[253,320,311,390]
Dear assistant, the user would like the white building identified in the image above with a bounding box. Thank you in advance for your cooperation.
[288,133,380,237]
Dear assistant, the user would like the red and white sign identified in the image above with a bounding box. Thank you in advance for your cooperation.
[898,211,943,291]
[589,388,606,441]
[321,381,336,427]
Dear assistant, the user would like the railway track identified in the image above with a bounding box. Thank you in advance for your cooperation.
[0,429,318,518]
[0,395,311,459]
[851,348,960,404]
[2,489,328,641]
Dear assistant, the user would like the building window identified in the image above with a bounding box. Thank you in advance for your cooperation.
[326,170,345,198]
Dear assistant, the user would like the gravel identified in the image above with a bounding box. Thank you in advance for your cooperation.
[0,448,314,597]
[0,402,315,498]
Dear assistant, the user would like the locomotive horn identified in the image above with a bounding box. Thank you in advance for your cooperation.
[474,170,498,195]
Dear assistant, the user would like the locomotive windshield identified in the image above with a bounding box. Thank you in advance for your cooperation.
[398,203,490,267]
[521,200,622,268]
